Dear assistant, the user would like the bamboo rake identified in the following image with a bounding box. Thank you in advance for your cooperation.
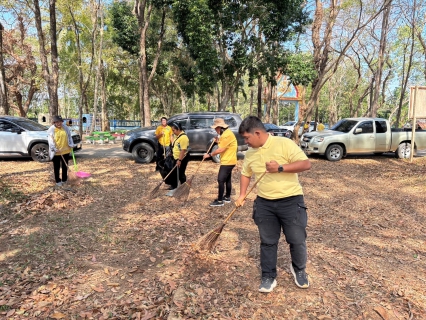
[196,171,267,252]
[172,139,216,201]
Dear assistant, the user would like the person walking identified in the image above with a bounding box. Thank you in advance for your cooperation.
[165,122,190,196]
[235,116,312,292]
[47,116,75,187]
[203,118,237,207]
[155,117,173,171]
[317,120,325,131]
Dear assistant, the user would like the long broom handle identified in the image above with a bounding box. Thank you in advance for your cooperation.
[223,171,267,224]
[191,139,216,176]
[60,154,72,170]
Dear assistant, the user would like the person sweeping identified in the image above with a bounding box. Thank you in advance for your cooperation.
[47,115,76,187]
[165,122,190,196]
[203,118,237,207]
[155,117,173,172]
[235,116,311,292]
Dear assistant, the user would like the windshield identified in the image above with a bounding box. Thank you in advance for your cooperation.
[331,119,358,133]
[12,119,48,131]
[283,121,295,126]
[264,123,279,130]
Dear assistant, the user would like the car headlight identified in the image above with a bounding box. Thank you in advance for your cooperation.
[123,135,131,141]
[313,136,324,142]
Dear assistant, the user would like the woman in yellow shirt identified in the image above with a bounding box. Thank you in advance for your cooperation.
[47,115,75,187]
[203,118,237,206]
[155,117,173,171]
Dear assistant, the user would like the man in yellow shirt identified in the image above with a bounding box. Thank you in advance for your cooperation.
[317,120,325,131]
[236,116,311,292]
[203,118,237,207]
[155,117,173,171]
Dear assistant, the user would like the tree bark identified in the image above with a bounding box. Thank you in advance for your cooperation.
[257,75,262,119]
[370,1,391,117]
[0,23,9,115]
[33,0,59,118]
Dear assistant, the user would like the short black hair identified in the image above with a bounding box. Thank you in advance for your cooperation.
[171,122,182,131]
[238,116,266,134]
[161,117,167,121]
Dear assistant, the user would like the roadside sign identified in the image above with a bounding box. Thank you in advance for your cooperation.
[409,86,426,118]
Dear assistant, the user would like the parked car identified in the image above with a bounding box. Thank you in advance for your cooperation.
[0,116,82,162]
[280,121,316,137]
[300,117,426,161]
[122,112,248,163]
[263,123,289,137]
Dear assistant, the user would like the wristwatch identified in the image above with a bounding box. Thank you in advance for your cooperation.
[278,165,284,173]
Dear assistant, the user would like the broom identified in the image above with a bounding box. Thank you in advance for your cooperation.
[172,140,216,201]
[196,171,267,252]
[149,162,179,199]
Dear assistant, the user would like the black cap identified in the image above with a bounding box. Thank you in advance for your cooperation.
[52,115,63,122]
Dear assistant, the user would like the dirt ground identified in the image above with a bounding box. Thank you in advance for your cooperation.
[0,143,425,319]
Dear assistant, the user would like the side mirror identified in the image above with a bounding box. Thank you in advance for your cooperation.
[354,128,362,134]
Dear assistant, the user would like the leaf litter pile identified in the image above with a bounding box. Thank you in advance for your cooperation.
[0,144,425,319]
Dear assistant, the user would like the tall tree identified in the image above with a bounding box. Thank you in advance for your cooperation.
[0,23,8,115]
[31,0,60,118]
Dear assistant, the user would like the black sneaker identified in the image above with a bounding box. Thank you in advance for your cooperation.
[290,264,309,289]
[223,196,231,203]
[258,277,277,293]
[209,199,224,207]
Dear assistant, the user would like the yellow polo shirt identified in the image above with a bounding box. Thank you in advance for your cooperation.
[172,132,189,160]
[155,125,173,146]
[241,135,307,199]
[54,127,71,155]
[218,129,237,165]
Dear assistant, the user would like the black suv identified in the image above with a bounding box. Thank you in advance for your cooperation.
[122,112,248,163]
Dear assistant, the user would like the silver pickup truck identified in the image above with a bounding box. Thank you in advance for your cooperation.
[300,117,426,161]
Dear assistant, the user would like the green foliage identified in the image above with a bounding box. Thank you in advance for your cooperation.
[282,52,317,87]
[109,1,139,56]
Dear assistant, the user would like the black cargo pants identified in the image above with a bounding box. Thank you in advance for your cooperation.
[253,195,308,279]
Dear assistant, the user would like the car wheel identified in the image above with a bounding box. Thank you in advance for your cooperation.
[210,145,220,163]
[396,142,411,159]
[31,143,50,162]
[325,144,343,161]
[132,142,154,163]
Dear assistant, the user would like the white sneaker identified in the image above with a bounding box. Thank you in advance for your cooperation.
[166,189,176,196]
[55,182,63,187]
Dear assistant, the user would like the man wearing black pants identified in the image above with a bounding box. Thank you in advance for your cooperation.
[203,118,237,207]
[236,116,311,292]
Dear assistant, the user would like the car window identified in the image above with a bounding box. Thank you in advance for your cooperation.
[169,118,188,130]
[12,119,47,131]
[223,116,237,128]
[375,120,387,133]
[356,121,374,134]
[188,117,214,129]
[331,119,358,133]
[0,120,18,132]
[283,121,295,126]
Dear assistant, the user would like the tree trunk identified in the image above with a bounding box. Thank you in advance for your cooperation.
[134,2,166,126]
[370,1,391,117]
[33,0,59,118]
[0,23,8,115]
[249,86,254,116]
[100,60,108,131]
[257,75,262,119]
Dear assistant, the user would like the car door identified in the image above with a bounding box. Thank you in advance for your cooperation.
[374,120,390,152]
[186,116,215,152]
[0,120,27,154]
[349,120,375,153]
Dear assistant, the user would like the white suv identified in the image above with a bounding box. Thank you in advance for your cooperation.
[280,121,316,137]
[0,116,82,162]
